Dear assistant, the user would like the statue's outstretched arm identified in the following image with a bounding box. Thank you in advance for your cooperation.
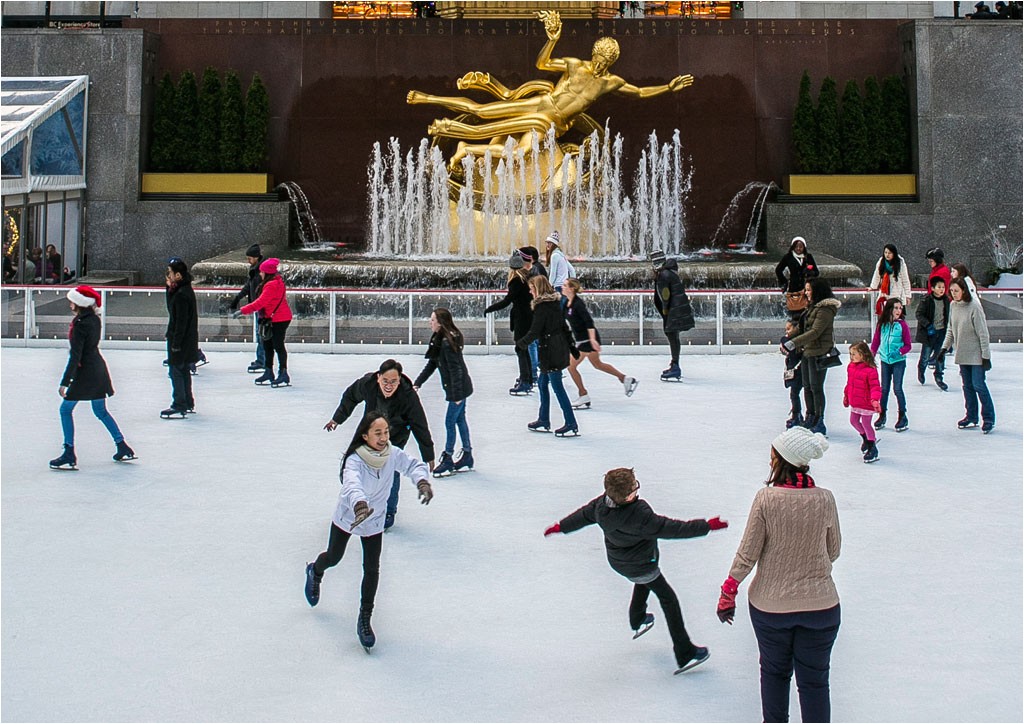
[456,72,554,101]
[536,10,566,73]
[616,74,695,99]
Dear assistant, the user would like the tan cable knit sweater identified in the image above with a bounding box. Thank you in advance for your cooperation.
[729,486,841,613]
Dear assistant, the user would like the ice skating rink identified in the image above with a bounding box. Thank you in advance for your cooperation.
[2,346,1021,722]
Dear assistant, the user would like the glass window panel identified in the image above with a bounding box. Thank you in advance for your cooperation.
[30,94,85,176]
[1,140,25,177]
[1,288,26,338]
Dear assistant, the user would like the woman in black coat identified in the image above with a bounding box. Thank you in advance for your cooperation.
[163,258,200,418]
[516,275,579,436]
[653,257,695,381]
[49,285,134,469]
[485,253,534,395]
[414,307,475,476]
[775,236,820,294]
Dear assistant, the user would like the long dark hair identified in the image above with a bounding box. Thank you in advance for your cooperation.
[952,262,973,281]
[806,277,835,305]
[878,296,904,326]
[877,244,902,279]
[766,447,809,486]
[342,410,390,467]
[432,307,464,353]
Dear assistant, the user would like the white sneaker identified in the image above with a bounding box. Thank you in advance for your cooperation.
[571,394,591,409]
[623,376,639,397]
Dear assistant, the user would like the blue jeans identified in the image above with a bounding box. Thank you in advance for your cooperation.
[879,359,907,413]
[750,604,841,723]
[386,470,401,517]
[959,364,995,425]
[918,336,944,378]
[254,317,266,365]
[60,398,124,446]
[528,340,539,383]
[444,400,471,455]
[537,369,577,428]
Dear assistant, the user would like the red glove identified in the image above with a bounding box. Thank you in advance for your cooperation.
[842,394,850,408]
[871,399,882,413]
[543,522,561,537]
[717,576,739,624]
[707,516,728,531]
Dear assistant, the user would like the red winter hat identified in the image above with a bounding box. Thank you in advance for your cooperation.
[260,257,280,275]
[67,285,102,308]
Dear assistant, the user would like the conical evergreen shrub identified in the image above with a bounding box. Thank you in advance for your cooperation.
[149,73,177,171]
[862,76,884,172]
[840,79,871,174]
[196,67,222,173]
[791,71,818,173]
[219,71,245,172]
[242,73,269,173]
[173,70,199,172]
[881,75,911,172]
[815,77,841,174]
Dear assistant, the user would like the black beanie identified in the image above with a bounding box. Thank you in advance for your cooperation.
[245,243,262,258]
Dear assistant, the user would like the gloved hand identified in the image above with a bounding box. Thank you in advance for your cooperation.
[983,358,992,371]
[843,394,850,408]
[871,399,882,413]
[926,324,936,336]
[707,516,728,531]
[543,522,561,537]
[717,576,739,625]
[782,339,796,352]
[417,480,433,505]
[230,310,242,319]
[352,500,373,527]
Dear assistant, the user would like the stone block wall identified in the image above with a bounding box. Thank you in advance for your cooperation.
[767,20,1023,286]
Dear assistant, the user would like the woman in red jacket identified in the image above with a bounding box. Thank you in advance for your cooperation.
[240,258,293,387]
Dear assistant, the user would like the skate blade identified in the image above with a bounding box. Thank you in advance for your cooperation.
[674,652,710,675]
[362,646,373,654]
[571,403,591,409]
[194,359,209,367]
[49,464,78,471]
[554,430,580,438]
[632,623,654,639]
[528,427,551,434]
[160,413,187,419]
[625,383,639,397]
[270,383,292,388]
[114,456,138,462]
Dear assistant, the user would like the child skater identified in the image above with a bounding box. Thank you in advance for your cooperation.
[843,342,882,463]
[304,411,434,652]
[915,277,950,390]
[413,308,474,477]
[870,297,913,432]
[781,317,807,428]
[543,467,728,674]
[49,285,135,469]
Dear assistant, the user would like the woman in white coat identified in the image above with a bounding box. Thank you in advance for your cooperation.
[869,243,913,315]
[304,411,433,650]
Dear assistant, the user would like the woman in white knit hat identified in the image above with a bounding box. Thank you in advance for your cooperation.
[715,426,841,723]
[49,285,135,469]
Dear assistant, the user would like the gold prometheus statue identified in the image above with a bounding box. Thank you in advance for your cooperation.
[407,10,694,174]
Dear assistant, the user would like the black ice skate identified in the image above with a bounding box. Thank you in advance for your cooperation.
[49,444,77,470]
[113,441,136,462]
[554,424,580,437]
[247,360,265,373]
[453,450,474,472]
[660,363,681,382]
[674,646,710,675]
[432,452,456,477]
[357,608,376,652]
[304,562,322,607]
[894,410,909,432]
[527,420,551,433]
[863,440,879,464]
[271,370,291,387]
[160,408,187,419]
[254,369,275,385]
[632,613,655,639]
[509,379,532,396]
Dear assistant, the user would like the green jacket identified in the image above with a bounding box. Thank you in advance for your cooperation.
[791,298,842,358]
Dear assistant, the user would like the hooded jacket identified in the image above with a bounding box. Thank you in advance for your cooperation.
[331,372,435,463]
[790,297,842,358]
[844,361,881,411]
[240,274,293,322]
[559,495,711,581]
[485,271,533,336]
[775,240,820,293]
[334,445,430,536]
[516,292,575,372]
[60,307,115,400]
[653,259,696,333]
[414,331,474,402]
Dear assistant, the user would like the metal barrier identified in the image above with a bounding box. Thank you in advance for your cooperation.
[2,285,1021,353]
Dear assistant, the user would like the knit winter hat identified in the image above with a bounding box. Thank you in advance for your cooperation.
[259,257,280,275]
[508,251,525,269]
[772,427,829,467]
[604,467,637,505]
[790,236,807,251]
[245,243,262,258]
[545,231,560,246]
[648,249,666,270]
[67,285,102,308]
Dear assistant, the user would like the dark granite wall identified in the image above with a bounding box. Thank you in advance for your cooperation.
[123,16,905,246]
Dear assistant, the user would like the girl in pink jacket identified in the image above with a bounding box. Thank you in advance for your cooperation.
[844,341,882,463]
[240,258,293,387]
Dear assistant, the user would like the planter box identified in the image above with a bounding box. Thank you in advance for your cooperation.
[786,174,916,196]
[141,173,273,194]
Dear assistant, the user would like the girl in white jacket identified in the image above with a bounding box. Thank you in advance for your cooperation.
[304,411,433,650]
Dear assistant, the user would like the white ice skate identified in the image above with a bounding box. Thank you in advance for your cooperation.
[571,394,591,409]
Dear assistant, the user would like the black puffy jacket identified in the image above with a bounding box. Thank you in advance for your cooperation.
[165,281,200,366]
[330,372,435,463]
[775,248,820,293]
[230,258,263,309]
[654,259,695,333]
[559,496,710,581]
[515,294,574,373]
[60,307,115,401]
[485,272,533,337]
[414,331,474,402]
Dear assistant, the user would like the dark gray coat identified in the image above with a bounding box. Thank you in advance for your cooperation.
[654,259,695,333]
[516,295,575,373]
[415,332,474,402]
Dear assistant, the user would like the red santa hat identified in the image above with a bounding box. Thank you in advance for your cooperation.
[67,285,102,308]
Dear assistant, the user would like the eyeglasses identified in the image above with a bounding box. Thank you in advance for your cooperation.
[632,480,641,492]
[379,377,399,387]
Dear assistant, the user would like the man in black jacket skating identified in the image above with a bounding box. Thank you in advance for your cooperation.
[544,467,728,674]
[229,243,266,373]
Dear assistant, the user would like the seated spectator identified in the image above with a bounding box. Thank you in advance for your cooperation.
[28,247,43,282]
[45,244,62,283]
[967,2,1000,18]
[3,254,16,283]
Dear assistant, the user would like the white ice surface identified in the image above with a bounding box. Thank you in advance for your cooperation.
[2,347,1022,722]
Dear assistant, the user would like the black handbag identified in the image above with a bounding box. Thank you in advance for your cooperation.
[258,318,274,341]
[815,346,842,371]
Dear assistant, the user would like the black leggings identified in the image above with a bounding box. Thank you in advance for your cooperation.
[629,573,696,667]
[665,331,681,364]
[800,357,828,418]
[313,523,382,612]
[262,320,290,372]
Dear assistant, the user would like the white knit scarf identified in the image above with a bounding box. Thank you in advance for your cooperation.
[355,443,391,469]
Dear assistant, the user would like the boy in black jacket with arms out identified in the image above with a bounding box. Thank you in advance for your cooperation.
[544,467,728,674]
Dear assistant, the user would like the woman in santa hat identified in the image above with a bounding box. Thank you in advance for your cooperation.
[50,285,135,469]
